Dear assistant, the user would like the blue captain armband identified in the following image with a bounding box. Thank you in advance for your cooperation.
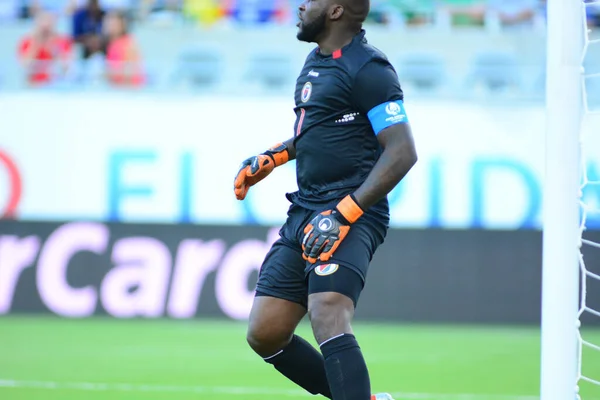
[367,100,409,135]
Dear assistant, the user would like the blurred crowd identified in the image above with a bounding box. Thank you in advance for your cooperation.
[1,0,599,27]
[16,1,144,87]
[3,0,600,89]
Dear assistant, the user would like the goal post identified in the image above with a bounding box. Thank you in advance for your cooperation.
[540,0,585,399]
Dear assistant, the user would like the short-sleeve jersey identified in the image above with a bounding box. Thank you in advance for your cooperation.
[288,29,407,210]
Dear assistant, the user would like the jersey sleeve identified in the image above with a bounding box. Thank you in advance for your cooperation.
[351,60,408,135]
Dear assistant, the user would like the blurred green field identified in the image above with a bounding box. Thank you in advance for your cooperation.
[0,316,599,400]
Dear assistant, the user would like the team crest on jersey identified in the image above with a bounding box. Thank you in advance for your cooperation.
[385,102,402,116]
[315,263,339,276]
[301,82,312,103]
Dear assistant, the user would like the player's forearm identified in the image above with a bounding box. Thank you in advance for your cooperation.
[352,136,417,211]
[282,137,296,161]
[235,137,295,201]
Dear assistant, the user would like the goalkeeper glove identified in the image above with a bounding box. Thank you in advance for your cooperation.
[302,194,364,264]
[234,143,289,200]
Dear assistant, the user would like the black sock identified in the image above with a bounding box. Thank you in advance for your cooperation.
[320,333,371,400]
[264,335,332,398]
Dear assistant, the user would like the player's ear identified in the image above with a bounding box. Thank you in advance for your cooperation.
[329,4,344,20]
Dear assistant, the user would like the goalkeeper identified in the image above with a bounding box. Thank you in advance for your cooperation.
[233,1,417,399]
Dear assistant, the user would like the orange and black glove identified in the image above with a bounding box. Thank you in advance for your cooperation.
[234,143,289,200]
[302,194,364,264]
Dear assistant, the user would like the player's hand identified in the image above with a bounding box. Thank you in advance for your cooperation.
[234,143,289,201]
[302,195,364,263]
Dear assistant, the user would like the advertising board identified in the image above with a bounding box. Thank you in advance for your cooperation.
[2,220,599,324]
[1,94,599,228]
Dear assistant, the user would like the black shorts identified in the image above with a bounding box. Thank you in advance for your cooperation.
[255,200,389,308]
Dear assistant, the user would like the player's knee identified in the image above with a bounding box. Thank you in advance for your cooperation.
[308,292,354,345]
[246,323,293,358]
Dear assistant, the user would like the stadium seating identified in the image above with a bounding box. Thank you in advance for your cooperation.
[465,50,522,93]
[396,52,446,93]
[3,0,595,104]
[244,52,294,91]
[170,44,224,90]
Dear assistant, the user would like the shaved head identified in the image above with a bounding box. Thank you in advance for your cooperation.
[341,0,369,20]
[338,0,370,26]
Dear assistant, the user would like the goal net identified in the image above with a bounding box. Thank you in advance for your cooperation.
[541,1,600,400]
[577,0,600,397]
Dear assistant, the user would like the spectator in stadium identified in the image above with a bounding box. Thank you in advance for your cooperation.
[17,10,73,85]
[440,0,485,27]
[224,0,288,25]
[366,0,401,25]
[369,0,435,27]
[72,0,106,59]
[103,10,145,87]
[486,0,539,29]
[182,0,225,26]
[183,0,225,27]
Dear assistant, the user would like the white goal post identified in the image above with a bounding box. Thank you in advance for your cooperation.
[540,0,585,399]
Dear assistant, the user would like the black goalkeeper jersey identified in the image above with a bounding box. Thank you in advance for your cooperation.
[288,29,407,211]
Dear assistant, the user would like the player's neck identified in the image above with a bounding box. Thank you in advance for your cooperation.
[317,29,358,56]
